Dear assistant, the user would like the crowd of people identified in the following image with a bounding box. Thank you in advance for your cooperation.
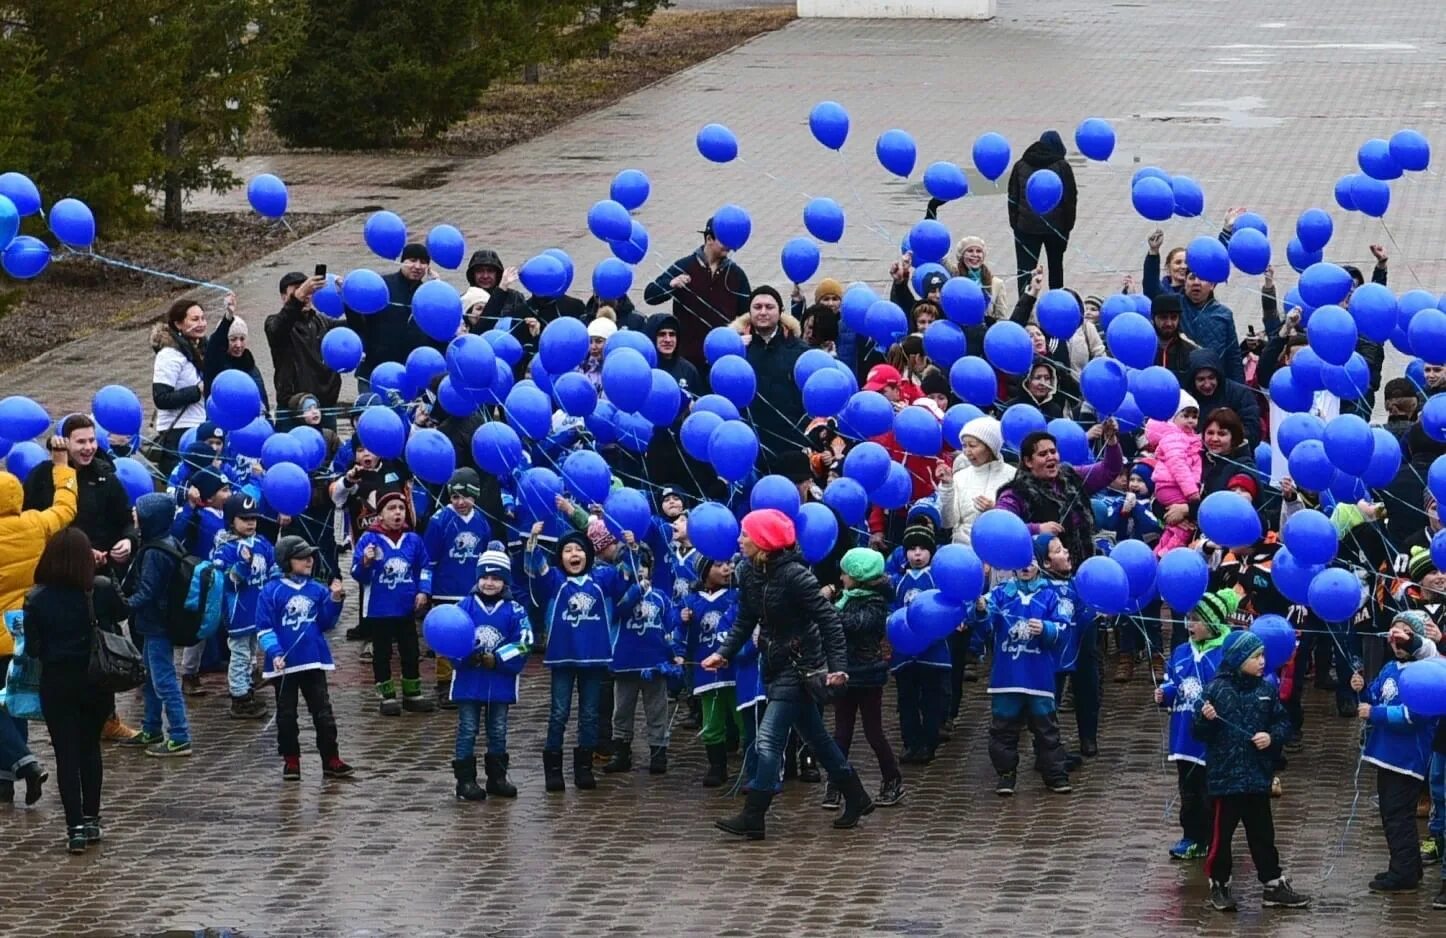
[0,132,1444,917]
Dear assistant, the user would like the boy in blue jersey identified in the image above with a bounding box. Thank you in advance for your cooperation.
[682,555,740,787]
[423,468,493,708]
[1036,534,1100,762]
[257,536,353,782]
[352,491,435,715]
[604,543,684,776]
[1353,611,1440,893]
[173,467,230,698]
[891,524,949,765]
[1155,588,1233,860]
[210,493,275,720]
[449,543,532,802]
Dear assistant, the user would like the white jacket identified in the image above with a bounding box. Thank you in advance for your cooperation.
[939,456,1016,546]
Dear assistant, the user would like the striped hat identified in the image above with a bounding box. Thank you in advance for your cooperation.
[476,541,512,580]
[1408,545,1436,582]
[1191,589,1240,638]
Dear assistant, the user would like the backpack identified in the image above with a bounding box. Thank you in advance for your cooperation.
[143,540,226,646]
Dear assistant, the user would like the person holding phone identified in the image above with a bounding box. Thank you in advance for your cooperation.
[265,270,344,431]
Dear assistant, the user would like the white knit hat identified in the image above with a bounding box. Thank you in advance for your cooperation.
[1176,389,1199,416]
[960,416,1003,458]
[587,318,617,340]
[228,316,249,339]
[460,286,490,312]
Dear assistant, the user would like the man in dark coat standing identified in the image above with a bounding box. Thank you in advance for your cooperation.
[740,286,808,476]
[644,218,751,368]
[1008,130,1078,297]
[265,273,343,430]
[345,243,431,390]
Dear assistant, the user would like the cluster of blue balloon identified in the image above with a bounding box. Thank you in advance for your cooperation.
[886,544,985,655]
[1333,130,1430,219]
[1130,166,1205,222]
[0,171,97,279]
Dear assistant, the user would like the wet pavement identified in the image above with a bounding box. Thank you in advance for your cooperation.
[4,0,1446,933]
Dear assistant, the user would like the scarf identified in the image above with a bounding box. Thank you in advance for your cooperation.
[1003,464,1094,562]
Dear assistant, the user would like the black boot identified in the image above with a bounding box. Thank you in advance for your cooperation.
[573,747,597,790]
[648,746,668,775]
[543,750,566,793]
[715,788,773,840]
[798,748,821,783]
[0,780,12,803]
[484,753,517,798]
[702,742,728,787]
[436,682,458,711]
[16,763,46,806]
[452,757,486,802]
[67,825,88,854]
[833,769,876,829]
[602,742,633,774]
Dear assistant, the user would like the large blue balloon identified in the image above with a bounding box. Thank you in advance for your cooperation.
[923,320,966,368]
[1295,208,1333,253]
[1268,367,1312,414]
[0,172,41,216]
[894,406,941,456]
[875,129,917,177]
[972,133,1011,182]
[693,394,741,421]
[843,441,891,490]
[1108,538,1157,598]
[209,371,262,431]
[931,544,985,605]
[708,355,756,410]
[808,101,849,150]
[0,195,16,253]
[261,463,311,516]
[2,235,50,279]
[1198,490,1261,548]
[1398,658,1446,717]
[1358,138,1402,181]
[504,384,552,440]
[411,280,462,342]
[553,372,598,418]
[602,487,651,539]
[518,467,564,521]
[689,502,740,562]
[92,385,143,437]
[112,456,155,504]
[48,198,96,248]
[1000,404,1046,455]
[1351,175,1391,218]
[873,461,912,510]
[342,269,389,315]
[1074,118,1115,161]
[923,161,968,201]
[287,425,326,472]
[1281,508,1337,565]
[1389,129,1431,173]
[367,362,408,404]
[605,329,657,367]
[1132,366,1180,421]
[940,277,986,326]
[557,449,608,505]
[641,369,682,427]
[803,198,845,243]
[425,224,465,270]
[1026,169,1063,214]
[803,367,853,418]
[865,300,908,346]
[950,356,997,407]
[1308,567,1363,623]
[1080,357,1128,414]
[587,199,632,243]
[1409,309,1446,365]
[909,220,951,264]
[982,321,1032,376]
[1285,237,1321,274]
[230,416,273,459]
[447,333,496,394]
[1322,413,1373,476]
[1362,427,1404,488]
[1277,412,1324,459]
[1171,176,1204,218]
[423,604,477,660]
[313,275,343,317]
[792,348,837,389]
[260,430,306,471]
[602,348,653,414]
[1132,177,1175,221]
[1349,282,1397,342]
[823,477,868,526]
[796,502,839,564]
[1076,556,1130,614]
[704,326,745,365]
[1157,547,1208,611]
[404,427,455,485]
[0,395,48,441]
[696,123,738,163]
[1250,615,1298,674]
[538,317,589,375]
[971,509,1033,571]
[837,391,893,439]
[519,254,567,298]
[610,169,651,211]
[472,421,522,476]
[1299,263,1352,308]
[404,346,446,400]
[1036,289,1080,339]
[887,608,932,657]
[356,406,405,459]
[363,211,406,261]
[1287,439,1334,492]
[708,421,758,483]
[3,441,45,482]
[750,474,801,517]
[610,220,649,264]
[1306,304,1357,365]
[1186,236,1230,283]
[1106,312,1156,370]
[780,237,820,284]
[710,203,751,251]
[943,403,983,450]
[1271,547,1322,604]
[1048,417,1090,465]
[908,590,966,642]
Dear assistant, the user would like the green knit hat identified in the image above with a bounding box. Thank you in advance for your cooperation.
[840,547,885,583]
[1191,588,1240,637]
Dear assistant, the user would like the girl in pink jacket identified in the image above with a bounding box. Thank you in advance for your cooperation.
[1146,392,1202,556]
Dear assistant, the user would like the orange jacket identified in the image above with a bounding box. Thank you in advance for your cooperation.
[0,465,78,656]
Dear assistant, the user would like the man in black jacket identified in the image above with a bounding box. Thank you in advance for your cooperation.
[741,286,808,476]
[24,415,137,580]
[345,243,431,388]
[464,249,531,338]
[1188,347,1263,448]
[265,272,342,430]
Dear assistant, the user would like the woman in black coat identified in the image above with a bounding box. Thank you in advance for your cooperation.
[25,528,125,853]
[703,509,873,840]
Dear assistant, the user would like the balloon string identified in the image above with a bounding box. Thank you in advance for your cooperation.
[60,246,233,292]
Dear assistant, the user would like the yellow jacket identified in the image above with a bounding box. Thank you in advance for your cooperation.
[0,465,77,656]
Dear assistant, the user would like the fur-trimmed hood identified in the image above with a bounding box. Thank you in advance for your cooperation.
[729,311,803,338]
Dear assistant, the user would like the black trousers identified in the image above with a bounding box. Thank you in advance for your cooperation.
[1206,792,1282,885]
[895,664,950,753]
[1176,761,1211,845]
[947,630,971,720]
[39,665,111,828]
[368,615,420,685]
[275,669,338,760]
[1013,232,1068,297]
[1378,767,1424,882]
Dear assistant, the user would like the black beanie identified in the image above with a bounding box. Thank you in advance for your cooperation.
[400,243,431,263]
[749,284,784,312]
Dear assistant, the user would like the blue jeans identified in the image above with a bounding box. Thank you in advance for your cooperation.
[455,701,510,760]
[1429,752,1445,841]
[0,711,36,779]
[545,667,603,751]
[227,633,258,698]
[749,696,852,792]
[142,636,191,744]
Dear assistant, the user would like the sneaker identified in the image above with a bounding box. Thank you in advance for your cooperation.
[145,739,193,758]
[181,675,206,697]
[876,777,905,807]
[101,715,139,742]
[1064,752,1084,772]
[995,773,1016,797]
[119,729,162,748]
[282,756,301,781]
[1182,842,1208,860]
[1168,838,1197,860]
[323,757,355,779]
[358,642,373,663]
[1209,881,1237,912]
[1045,777,1073,794]
[379,698,402,717]
[1432,881,1446,910]
[1423,836,1444,865]
[820,785,842,810]
[1261,877,1310,908]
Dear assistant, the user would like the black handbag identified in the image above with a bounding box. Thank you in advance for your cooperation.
[85,594,147,693]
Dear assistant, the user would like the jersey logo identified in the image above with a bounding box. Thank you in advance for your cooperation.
[451,531,481,562]
[1380,676,1398,704]
[283,594,315,630]
[378,556,411,589]
[474,624,503,654]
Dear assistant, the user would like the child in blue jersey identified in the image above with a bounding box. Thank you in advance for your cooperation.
[525,521,627,793]
[352,490,435,716]
[173,467,230,696]
[604,543,685,777]
[210,493,275,720]
[681,554,740,788]
[423,468,493,707]
[1352,611,1440,893]
[972,549,1071,796]
[256,536,353,782]
[890,524,950,765]
[449,543,531,802]
[1155,589,1233,861]
[1036,534,1100,764]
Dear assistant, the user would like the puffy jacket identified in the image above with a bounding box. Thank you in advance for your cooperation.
[1007,135,1078,237]
[265,296,343,408]
[1187,347,1262,447]
[940,457,1014,547]
[1145,419,1203,505]
[734,313,810,462]
[1192,638,1293,796]
[836,579,893,687]
[1179,292,1244,384]
[150,323,206,432]
[0,465,78,656]
[463,250,531,343]
[717,547,847,702]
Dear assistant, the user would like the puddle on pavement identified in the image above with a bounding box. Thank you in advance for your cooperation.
[392,163,458,190]
[1140,95,1283,129]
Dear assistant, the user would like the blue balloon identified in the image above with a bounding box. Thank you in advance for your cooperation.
[1250,615,1298,674]
[410,280,462,342]
[1000,404,1046,455]
[1349,282,1397,342]
[92,385,143,437]
[1186,235,1230,283]
[1254,441,1273,477]
[950,356,997,407]
[0,395,48,441]
[923,161,969,201]
[1157,547,1209,611]
[587,199,632,243]
[518,467,564,521]
[3,441,45,481]
[1271,547,1322,604]
[1277,412,1324,459]
[504,384,552,440]
[972,133,1011,182]
[229,416,272,459]
[538,317,588,375]
[843,441,891,490]
[419,224,463,270]
[1431,454,1446,506]
[1362,427,1403,488]
[865,300,909,346]
[424,603,479,661]
[363,211,406,261]
[708,355,756,410]
[1358,137,1402,181]
[873,461,912,510]
[1328,469,1368,504]
[1351,175,1391,218]
[1306,304,1356,365]
[838,391,893,439]
[472,421,523,476]
[1410,309,1446,365]
[1036,289,1080,339]
[367,362,408,404]
[1048,417,1090,465]
[1074,118,1115,161]
[0,172,41,216]
[931,544,985,605]
[1171,176,1204,217]
[971,509,1033,570]
[687,502,739,562]
[780,237,820,284]
[1281,508,1337,565]
[405,346,446,399]
[1105,312,1156,370]
[602,487,651,539]
[803,367,853,418]
[1295,208,1333,253]
[1389,129,1431,172]
[1113,393,1145,433]
[1233,212,1269,235]
[939,277,986,326]
[1268,367,1312,414]
[1132,366,1180,421]
[0,195,16,253]
[1080,357,1128,414]
[887,608,932,658]
[875,129,917,177]
[840,283,876,333]
[894,406,941,456]
[1287,439,1334,492]
[1308,567,1363,623]
[907,589,966,642]
[803,197,845,243]
[922,320,966,368]
[2,235,49,279]
[1026,169,1063,214]
[1289,348,1325,393]
[793,348,840,390]
[808,100,850,150]
[311,274,343,317]
[605,329,657,367]
[796,502,839,565]
[209,371,262,431]
[404,427,455,485]
[262,463,311,516]
[1132,177,1175,221]
[696,123,738,163]
[287,425,326,472]
[710,203,751,251]
[750,474,801,517]
[1409,357,1428,393]
[909,220,950,264]
[982,321,1032,376]
[557,449,609,505]
[610,169,651,211]
[112,456,155,504]
[519,254,567,298]
[447,333,497,394]
[641,369,682,427]
[356,406,405,459]
[436,378,475,419]
[1299,263,1352,308]
[342,269,389,315]
[1076,556,1131,614]
[708,420,758,483]
[589,258,633,301]
[601,347,653,414]
[1198,490,1261,548]
[943,403,983,450]
[1398,658,1446,718]
[1285,237,1322,274]
[610,220,649,265]
[1323,413,1373,476]
[553,372,598,418]
[48,198,95,248]
[823,477,868,526]
[693,394,741,421]
[1334,174,1360,212]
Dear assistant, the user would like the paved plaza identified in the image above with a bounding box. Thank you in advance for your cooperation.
[4,1,1446,934]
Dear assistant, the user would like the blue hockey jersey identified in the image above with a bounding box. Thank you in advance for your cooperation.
[1157,637,1225,765]
[526,544,625,668]
[972,578,1064,698]
[891,566,951,670]
[422,506,492,601]
[256,576,342,678]
[1362,658,1438,780]
[352,528,432,618]
[449,592,532,705]
[682,586,739,693]
[612,583,684,674]
[210,532,276,636]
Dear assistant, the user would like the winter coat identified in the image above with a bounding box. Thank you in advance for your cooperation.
[1362,648,1439,780]
[940,457,1014,547]
[836,579,893,687]
[732,313,810,458]
[1154,332,1200,390]
[1007,138,1078,237]
[1064,319,1107,374]
[204,317,271,416]
[0,466,78,656]
[123,494,181,640]
[716,547,847,702]
[643,248,752,365]
[150,323,206,433]
[450,588,532,704]
[1192,642,1293,796]
[22,578,126,667]
[995,443,1124,566]
[1187,348,1262,448]
[23,452,135,558]
[265,296,343,408]
[1201,444,1257,498]
[1179,293,1245,385]
[1145,420,1203,506]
